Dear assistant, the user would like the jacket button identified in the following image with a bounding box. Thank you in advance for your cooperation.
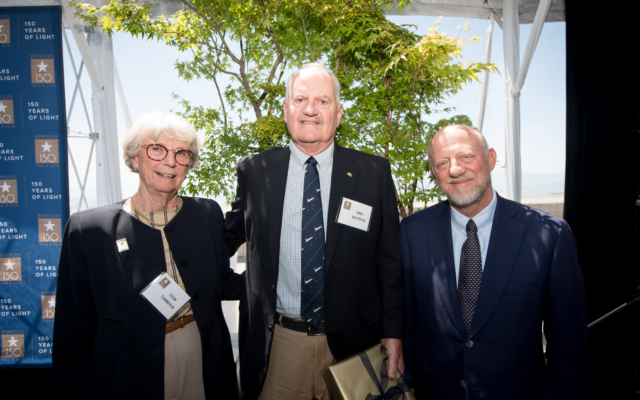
[202,325,207,332]
[465,340,474,348]
[165,225,174,232]
[271,285,276,291]
[268,325,273,332]
[460,380,466,388]
[180,260,187,267]
[192,294,199,301]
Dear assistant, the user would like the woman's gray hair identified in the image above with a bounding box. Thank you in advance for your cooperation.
[286,62,341,105]
[122,111,200,172]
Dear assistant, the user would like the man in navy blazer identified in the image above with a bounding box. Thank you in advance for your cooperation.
[401,125,590,399]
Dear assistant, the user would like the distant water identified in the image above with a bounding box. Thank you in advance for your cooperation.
[491,172,565,200]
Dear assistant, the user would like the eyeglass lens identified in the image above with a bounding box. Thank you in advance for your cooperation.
[146,144,193,165]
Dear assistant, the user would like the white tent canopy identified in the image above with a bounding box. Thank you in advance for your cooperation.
[387,0,564,23]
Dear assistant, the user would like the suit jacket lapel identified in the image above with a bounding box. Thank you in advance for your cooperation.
[111,208,167,325]
[428,203,467,336]
[115,209,165,292]
[469,195,526,337]
[115,211,137,297]
[266,148,291,279]
[325,144,358,275]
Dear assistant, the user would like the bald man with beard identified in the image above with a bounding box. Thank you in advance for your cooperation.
[400,125,590,399]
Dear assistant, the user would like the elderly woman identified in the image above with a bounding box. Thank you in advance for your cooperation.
[53,112,242,400]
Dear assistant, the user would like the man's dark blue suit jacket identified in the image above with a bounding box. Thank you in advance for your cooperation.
[401,194,590,399]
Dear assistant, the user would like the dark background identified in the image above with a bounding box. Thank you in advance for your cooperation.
[4,1,640,398]
[564,0,640,398]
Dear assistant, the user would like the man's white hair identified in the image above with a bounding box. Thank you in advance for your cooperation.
[286,62,341,105]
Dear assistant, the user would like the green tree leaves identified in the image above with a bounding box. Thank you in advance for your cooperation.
[72,0,496,215]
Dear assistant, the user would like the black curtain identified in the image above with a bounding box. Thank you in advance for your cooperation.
[564,0,640,398]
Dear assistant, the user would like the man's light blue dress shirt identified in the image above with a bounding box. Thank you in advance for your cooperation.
[276,141,333,319]
[450,189,498,286]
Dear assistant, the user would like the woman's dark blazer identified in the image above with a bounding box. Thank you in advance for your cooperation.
[53,197,243,400]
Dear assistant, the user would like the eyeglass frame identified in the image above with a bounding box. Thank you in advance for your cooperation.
[140,143,195,166]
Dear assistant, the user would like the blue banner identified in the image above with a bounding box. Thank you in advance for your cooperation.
[0,6,69,368]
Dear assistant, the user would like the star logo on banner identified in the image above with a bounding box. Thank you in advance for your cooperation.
[41,141,52,152]
[37,60,48,72]
[44,220,55,231]
[0,181,10,192]
[0,102,6,113]
[8,337,18,347]
[48,299,56,308]
[4,260,15,270]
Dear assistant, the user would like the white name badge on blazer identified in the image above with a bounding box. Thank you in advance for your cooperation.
[140,272,190,319]
[335,197,373,232]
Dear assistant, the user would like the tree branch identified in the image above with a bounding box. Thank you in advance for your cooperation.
[234,36,263,119]
[163,30,226,55]
[181,0,242,65]
[275,59,287,86]
[409,179,417,214]
[254,3,285,107]
[193,55,228,130]
[335,39,343,74]
[297,6,315,61]
[394,180,407,218]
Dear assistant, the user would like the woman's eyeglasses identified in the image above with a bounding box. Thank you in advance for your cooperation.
[141,143,195,166]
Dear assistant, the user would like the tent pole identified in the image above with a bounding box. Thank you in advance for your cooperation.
[475,16,495,132]
[60,0,104,96]
[78,136,96,212]
[502,0,521,202]
[114,59,133,130]
[88,29,122,206]
[513,0,552,93]
[67,145,85,210]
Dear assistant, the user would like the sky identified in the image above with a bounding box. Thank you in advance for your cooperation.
[62,13,567,210]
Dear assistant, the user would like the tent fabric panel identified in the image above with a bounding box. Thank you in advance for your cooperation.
[386,0,565,23]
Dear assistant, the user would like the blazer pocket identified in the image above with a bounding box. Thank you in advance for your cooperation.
[505,280,543,293]
[364,303,382,326]
[504,280,543,302]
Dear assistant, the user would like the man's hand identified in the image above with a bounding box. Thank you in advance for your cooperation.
[381,338,404,379]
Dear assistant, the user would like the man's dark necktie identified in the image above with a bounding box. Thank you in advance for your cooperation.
[300,157,325,327]
[458,219,482,332]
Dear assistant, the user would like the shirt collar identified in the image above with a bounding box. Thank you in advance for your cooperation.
[288,140,335,170]
[450,188,498,234]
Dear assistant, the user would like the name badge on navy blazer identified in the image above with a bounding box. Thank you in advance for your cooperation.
[335,197,372,232]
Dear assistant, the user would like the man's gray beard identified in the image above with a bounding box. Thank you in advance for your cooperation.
[440,171,491,208]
